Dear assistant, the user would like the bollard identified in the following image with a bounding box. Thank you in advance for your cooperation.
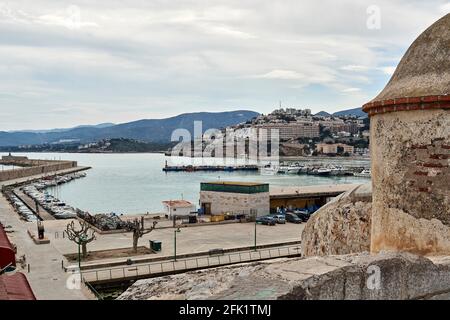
[61,260,64,269]
[27,264,30,273]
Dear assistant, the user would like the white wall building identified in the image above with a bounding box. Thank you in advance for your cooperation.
[162,200,196,219]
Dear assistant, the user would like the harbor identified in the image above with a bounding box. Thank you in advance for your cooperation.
[0,153,370,299]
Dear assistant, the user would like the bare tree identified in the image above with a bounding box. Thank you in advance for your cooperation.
[66,220,96,259]
[125,217,158,253]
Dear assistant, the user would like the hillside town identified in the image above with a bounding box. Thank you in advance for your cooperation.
[220,107,370,158]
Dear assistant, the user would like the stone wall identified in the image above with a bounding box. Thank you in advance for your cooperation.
[118,252,450,300]
[370,109,450,255]
[200,191,270,216]
[301,183,372,257]
[0,160,78,182]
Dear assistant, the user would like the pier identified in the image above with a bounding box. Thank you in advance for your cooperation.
[163,164,259,172]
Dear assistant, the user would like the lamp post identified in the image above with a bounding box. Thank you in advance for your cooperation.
[174,228,181,261]
[254,219,257,252]
[78,234,87,272]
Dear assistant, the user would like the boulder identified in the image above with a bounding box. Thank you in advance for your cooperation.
[301,183,372,257]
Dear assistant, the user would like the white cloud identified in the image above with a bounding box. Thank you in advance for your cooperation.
[440,2,450,13]
[0,0,448,129]
[379,66,397,75]
[340,65,370,72]
[255,69,305,80]
[341,87,362,93]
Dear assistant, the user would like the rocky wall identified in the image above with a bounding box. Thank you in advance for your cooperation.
[370,109,450,255]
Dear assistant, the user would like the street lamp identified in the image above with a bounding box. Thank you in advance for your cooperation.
[78,234,87,271]
[174,228,181,261]
[254,219,257,252]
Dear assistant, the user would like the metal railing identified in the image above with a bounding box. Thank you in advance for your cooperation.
[82,245,302,284]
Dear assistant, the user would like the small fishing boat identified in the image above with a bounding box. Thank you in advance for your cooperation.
[260,164,279,175]
[316,167,332,176]
[354,169,371,178]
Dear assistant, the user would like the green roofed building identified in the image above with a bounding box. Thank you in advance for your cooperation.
[200,182,270,217]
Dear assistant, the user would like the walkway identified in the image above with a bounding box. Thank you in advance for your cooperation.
[82,244,302,284]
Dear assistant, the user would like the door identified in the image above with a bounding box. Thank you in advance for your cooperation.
[202,203,211,215]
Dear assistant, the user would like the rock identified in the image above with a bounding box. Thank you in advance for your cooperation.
[118,252,450,300]
[301,183,372,257]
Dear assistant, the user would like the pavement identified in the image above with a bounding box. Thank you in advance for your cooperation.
[0,194,89,300]
[0,167,92,300]
[42,219,305,265]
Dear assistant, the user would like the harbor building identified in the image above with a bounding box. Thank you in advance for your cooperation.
[363,14,450,255]
[316,143,354,155]
[269,184,359,213]
[162,200,196,219]
[254,123,320,140]
[199,182,270,217]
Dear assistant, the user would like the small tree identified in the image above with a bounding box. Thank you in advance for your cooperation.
[66,220,96,259]
[125,217,158,253]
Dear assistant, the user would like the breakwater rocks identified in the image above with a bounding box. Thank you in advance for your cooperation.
[118,252,450,300]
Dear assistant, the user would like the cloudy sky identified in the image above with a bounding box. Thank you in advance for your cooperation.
[0,0,449,130]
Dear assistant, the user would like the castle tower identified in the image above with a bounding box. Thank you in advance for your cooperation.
[363,14,450,255]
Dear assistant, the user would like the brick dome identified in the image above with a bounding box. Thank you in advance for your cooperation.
[363,14,450,116]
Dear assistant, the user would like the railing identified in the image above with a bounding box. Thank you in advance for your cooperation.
[82,245,302,284]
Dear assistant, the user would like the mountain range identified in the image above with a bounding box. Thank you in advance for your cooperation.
[0,111,259,147]
[0,107,366,147]
[315,107,367,118]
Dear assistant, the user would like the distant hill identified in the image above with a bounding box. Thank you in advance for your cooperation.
[9,123,116,134]
[315,111,331,117]
[0,111,259,147]
[333,107,367,118]
[315,108,367,118]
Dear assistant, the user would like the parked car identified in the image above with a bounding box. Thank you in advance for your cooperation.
[256,216,277,226]
[285,213,302,224]
[270,214,286,224]
[293,209,311,222]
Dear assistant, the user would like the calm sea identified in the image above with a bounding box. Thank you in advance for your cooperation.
[2,152,370,214]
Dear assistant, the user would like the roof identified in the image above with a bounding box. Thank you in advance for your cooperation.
[202,181,268,187]
[0,273,36,300]
[270,184,360,198]
[162,200,194,208]
[0,223,16,269]
[367,14,450,104]
[0,223,13,250]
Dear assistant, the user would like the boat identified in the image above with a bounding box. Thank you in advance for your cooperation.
[354,169,371,178]
[260,164,279,175]
[330,165,346,176]
[316,167,332,176]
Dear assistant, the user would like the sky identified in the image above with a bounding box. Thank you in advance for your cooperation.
[0,0,449,130]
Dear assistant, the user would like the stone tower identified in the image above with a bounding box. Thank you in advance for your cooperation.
[363,14,450,255]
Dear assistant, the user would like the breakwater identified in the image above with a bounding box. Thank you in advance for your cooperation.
[163,164,259,172]
[0,156,77,182]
